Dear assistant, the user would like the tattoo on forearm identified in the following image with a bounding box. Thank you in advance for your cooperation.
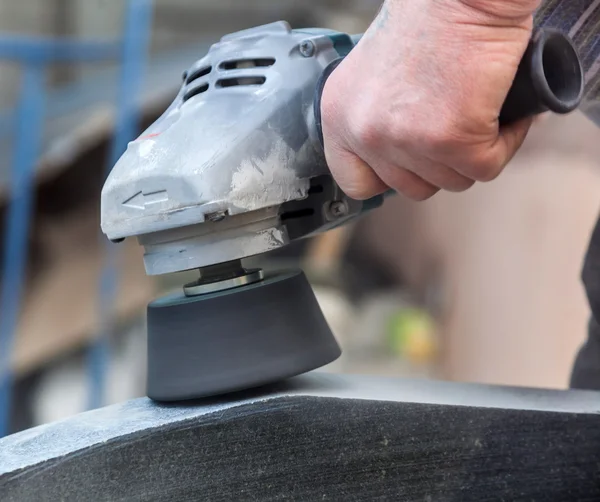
[365,1,389,39]
[375,1,390,30]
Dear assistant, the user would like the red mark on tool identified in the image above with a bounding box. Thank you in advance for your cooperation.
[137,132,162,141]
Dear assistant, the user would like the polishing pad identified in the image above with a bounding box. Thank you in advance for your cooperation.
[146,270,341,402]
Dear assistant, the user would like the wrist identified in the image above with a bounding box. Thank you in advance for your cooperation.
[455,0,540,21]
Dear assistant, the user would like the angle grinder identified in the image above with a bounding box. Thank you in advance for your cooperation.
[100,22,583,401]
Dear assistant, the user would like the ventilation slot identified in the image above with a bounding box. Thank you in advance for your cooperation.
[281,208,315,222]
[219,58,275,70]
[216,76,266,88]
[183,83,209,102]
[186,66,212,85]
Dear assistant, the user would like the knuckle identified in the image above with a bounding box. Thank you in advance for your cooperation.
[351,115,386,150]
[402,121,464,157]
[386,119,412,149]
[464,150,504,182]
[425,128,457,152]
[415,114,505,184]
[427,115,476,152]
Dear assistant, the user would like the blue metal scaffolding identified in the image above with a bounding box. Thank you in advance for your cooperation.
[0,0,154,437]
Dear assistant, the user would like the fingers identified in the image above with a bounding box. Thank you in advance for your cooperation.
[324,144,388,200]
[386,149,475,193]
[324,117,531,202]
[369,161,440,201]
[320,59,533,201]
[326,142,440,201]
[451,117,533,182]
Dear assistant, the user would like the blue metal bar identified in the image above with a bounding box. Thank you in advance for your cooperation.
[0,63,46,437]
[0,40,119,137]
[0,37,119,63]
[87,0,154,411]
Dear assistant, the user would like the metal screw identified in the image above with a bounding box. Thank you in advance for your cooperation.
[329,201,348,218]
[299,40,316,58]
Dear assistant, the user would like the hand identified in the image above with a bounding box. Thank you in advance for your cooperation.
[320,0,541,201]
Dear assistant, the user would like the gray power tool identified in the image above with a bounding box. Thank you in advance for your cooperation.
[100,21,583,401]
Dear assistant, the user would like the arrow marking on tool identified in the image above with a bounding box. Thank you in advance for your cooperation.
[123,190,168,210]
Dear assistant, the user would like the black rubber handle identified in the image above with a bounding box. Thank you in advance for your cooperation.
[314,28,584,146]
[499,28,583,126]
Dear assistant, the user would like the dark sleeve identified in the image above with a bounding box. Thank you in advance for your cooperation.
[534,1,600,388]
[570,319,600,389]
[535,1,600,123]
[570,216,600,390]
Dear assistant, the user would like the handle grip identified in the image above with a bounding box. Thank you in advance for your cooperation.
[499,29,583,125]
[314,28,584,146]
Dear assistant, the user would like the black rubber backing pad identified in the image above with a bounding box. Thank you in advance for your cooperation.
[147,270,341,401]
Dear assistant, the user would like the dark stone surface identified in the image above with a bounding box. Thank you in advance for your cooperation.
[2,395,600,501]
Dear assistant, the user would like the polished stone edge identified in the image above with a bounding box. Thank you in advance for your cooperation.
[1,373,599,475]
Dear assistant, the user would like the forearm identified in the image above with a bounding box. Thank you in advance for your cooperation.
[379,0,600,118]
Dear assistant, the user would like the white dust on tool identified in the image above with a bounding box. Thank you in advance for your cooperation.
[138,138,156,159]
[237,227,287,257]
[229,139,308,212]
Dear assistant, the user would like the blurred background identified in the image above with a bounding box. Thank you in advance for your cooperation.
[1,0,599,436]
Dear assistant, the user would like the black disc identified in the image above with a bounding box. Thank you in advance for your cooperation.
[147,270,341,402]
